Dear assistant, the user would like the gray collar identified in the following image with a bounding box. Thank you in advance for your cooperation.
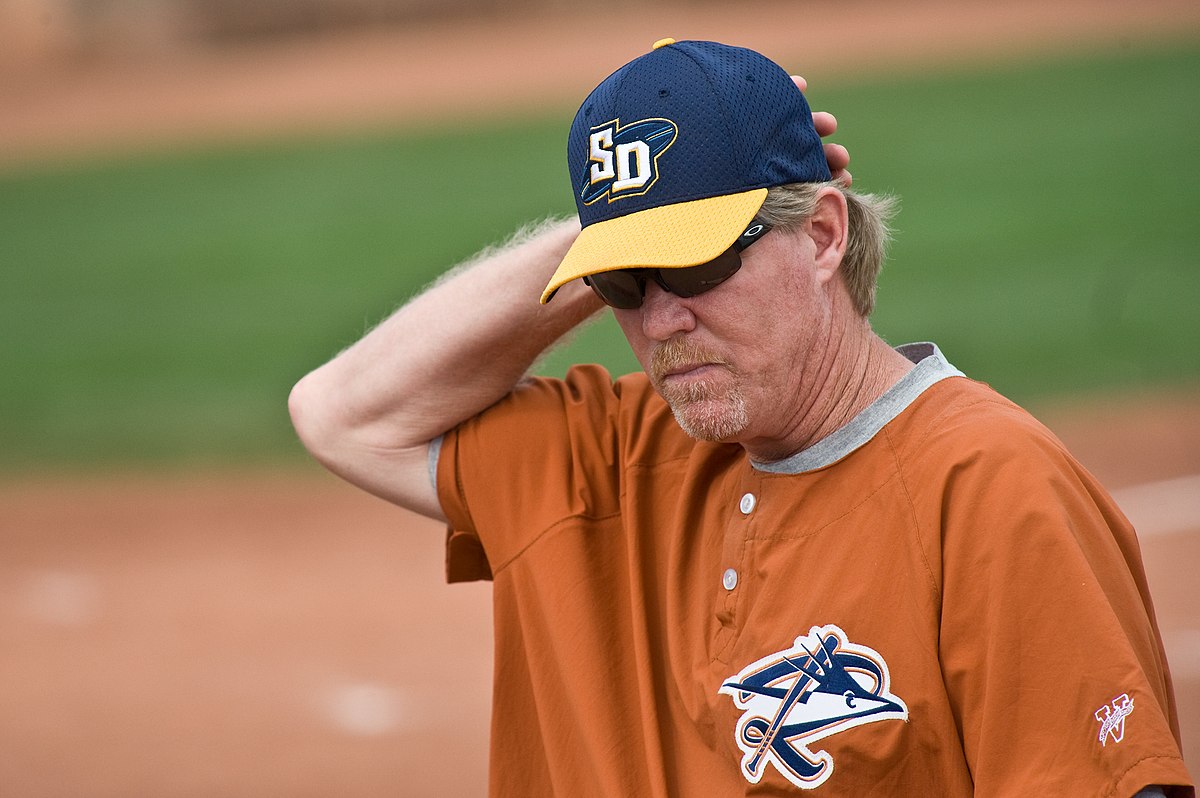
[751,342,963,474]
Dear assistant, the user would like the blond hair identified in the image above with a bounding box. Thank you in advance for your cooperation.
[756,182,898,316]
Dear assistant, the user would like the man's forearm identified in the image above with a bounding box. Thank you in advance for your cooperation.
[288,217,601,516]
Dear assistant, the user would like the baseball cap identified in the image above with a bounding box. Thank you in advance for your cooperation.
[540,38,831,304]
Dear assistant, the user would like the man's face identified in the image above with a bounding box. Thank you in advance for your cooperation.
[612,224,836,455]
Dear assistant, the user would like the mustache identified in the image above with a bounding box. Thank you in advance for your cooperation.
[648,338,730,383]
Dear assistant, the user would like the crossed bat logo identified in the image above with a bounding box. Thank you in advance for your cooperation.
[719,624,909,790]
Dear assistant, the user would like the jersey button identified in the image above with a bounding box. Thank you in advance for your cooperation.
[739,492,757,514]
[722,568,739,591]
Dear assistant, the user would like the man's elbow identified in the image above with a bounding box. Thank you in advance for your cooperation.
[287,370,417,468]
[287,372,443,517]
[288,371,342,466]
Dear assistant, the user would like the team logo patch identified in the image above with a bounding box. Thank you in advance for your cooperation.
[579,118,677,205]
[1095,693,1134,747]
[719,624,908,790]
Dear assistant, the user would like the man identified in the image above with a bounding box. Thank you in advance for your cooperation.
[289,40,1193,796]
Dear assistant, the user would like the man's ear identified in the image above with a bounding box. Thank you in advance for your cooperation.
[804,188,849,285]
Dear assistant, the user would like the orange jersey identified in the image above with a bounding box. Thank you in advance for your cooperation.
[436,344,1193,796]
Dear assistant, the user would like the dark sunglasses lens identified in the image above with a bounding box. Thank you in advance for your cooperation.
[659,248,742,298]
[586,272,645,309]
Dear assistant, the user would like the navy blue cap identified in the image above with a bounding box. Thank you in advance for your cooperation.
[543,39,830,302]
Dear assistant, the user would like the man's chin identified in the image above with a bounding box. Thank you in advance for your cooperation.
[668,397,750,443]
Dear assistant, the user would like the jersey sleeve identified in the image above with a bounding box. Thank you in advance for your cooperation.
[436,364,634,584]
[912,397,1193,796]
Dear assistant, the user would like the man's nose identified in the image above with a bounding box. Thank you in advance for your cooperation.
[640,281,696,341]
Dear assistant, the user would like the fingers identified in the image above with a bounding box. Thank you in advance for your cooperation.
[793,75,853,187]
[825,147,852,187]
[811,110,837,138]
[823,141,848,168]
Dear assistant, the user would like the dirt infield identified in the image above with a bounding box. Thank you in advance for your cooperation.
[1,1,1197,794]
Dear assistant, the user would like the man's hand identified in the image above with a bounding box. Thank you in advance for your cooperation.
[793,75,852,186]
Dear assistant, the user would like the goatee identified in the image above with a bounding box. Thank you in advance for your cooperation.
[649,338,750,442]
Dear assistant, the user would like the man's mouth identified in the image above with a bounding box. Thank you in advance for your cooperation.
[661,362,721,381]
[650,338,729,384]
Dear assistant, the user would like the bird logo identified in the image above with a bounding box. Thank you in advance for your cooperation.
[719,624,909,789]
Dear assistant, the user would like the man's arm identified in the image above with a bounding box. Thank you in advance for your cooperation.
[288,218,602,520]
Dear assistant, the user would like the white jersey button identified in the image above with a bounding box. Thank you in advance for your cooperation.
[739,492,757,514]
[722,568,739,591]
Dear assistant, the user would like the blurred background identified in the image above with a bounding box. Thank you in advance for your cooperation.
[1,0,1197,794]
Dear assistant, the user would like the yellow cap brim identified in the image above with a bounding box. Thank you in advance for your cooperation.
[540,188,767,304]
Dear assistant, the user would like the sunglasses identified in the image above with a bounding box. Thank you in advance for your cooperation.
[583,220,772,310]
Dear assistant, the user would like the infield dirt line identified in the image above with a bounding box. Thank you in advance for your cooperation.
[1112,475,1200,538]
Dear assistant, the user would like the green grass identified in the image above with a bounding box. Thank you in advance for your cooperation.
[825,44,1200,397]
[1,41,1197,469]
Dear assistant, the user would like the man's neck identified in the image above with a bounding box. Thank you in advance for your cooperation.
[742,322,914,463]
